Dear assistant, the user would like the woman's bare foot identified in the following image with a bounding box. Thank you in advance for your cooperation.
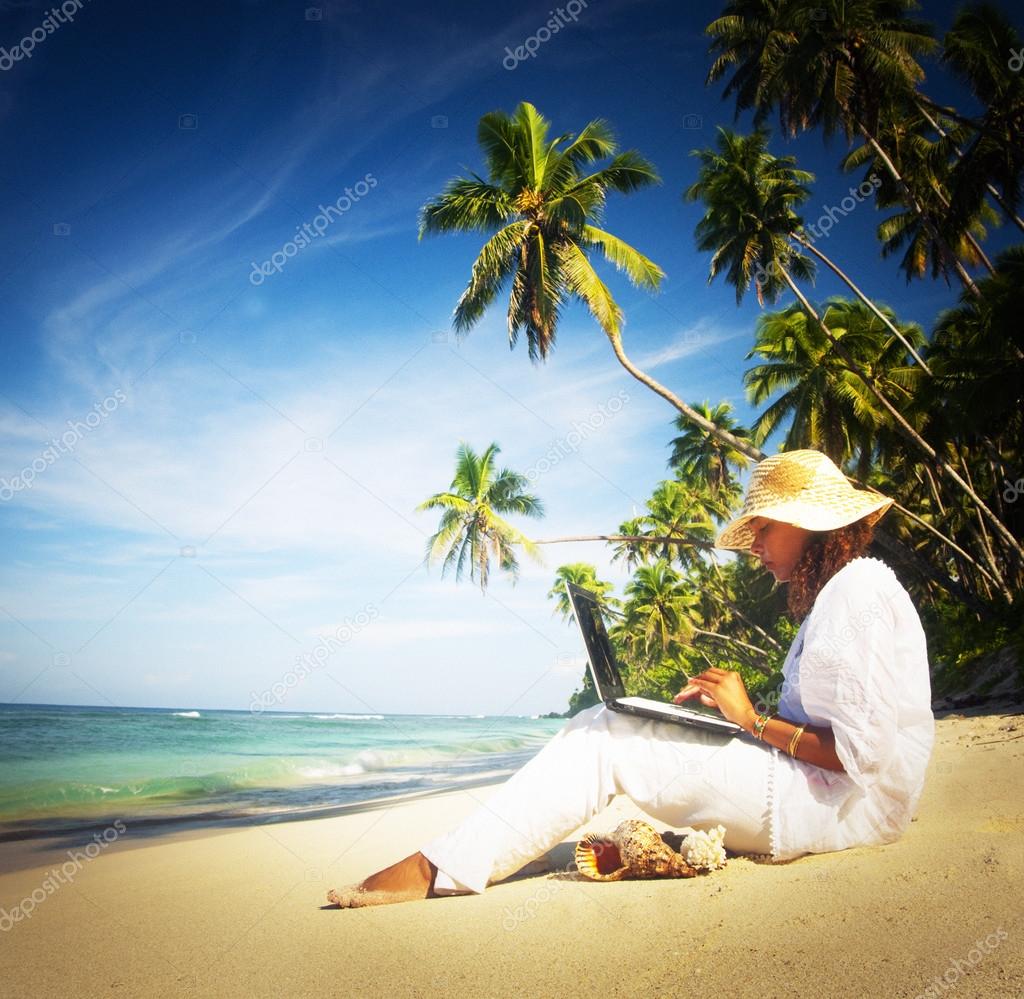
[326,851,439,908]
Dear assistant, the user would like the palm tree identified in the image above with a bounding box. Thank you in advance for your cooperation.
[609,516,651,571]
[705,0,982,298]
[418,101,664,362]
[686,126,1023,561]
[612,561,699,671]
[941,3,1024,236]
[603,481,718,572]
[667,400,752,498]
[547,563,618,623]
[840,110,999,285]
[418,101,765,468]
[744,298,926,478]
[613,560,774,676]
[930,247,1024,425]
[687,126,926,364]
[644,480,717,565]
[416,441,544,592]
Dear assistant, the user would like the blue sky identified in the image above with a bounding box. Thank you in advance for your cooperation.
[0,0,1013,714]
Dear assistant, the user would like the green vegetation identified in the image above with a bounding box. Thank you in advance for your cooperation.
[416,1,1023,713]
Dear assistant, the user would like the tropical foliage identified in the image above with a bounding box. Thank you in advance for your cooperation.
[416,442,543,593]
[417,2,1024,714]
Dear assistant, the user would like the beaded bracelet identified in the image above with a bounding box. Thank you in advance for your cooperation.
[787,724,807,757]
[752,712,773,740]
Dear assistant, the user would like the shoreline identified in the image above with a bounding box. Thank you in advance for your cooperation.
[0,770,526,874]
[1,706,1022,997]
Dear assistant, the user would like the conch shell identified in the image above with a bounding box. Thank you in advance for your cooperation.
[574,819,698,881]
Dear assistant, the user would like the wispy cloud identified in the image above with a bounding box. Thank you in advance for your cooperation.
[637,320,747,370]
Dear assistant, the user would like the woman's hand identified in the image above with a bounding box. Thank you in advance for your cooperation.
[673,668,756,729]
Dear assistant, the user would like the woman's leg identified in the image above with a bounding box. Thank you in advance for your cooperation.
[420,701,774,895]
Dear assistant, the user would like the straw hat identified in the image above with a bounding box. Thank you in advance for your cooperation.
[714,449,893,551]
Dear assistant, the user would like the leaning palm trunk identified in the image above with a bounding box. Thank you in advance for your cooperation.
[859,126,983,300]
[607,332,765,464]
[924,178,997,277]
[691,629,774,676]
[603,329,999,612]
[862,481,1006,601]
[778,268,1023,568]
[706,560,783,651]
[915,100,1024,236]
[957,448,1011,600]
[534,534,715,549]
[916,462,1008,599]
[792,234,932,373]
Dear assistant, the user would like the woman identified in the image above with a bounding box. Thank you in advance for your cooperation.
[327,449,935,908]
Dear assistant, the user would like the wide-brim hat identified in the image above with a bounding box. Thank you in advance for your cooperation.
[714,449,893,551]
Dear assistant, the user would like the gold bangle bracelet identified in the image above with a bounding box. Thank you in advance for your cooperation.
[787,724,806,757]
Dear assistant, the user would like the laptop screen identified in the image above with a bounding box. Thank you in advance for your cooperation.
[565,583,626,701]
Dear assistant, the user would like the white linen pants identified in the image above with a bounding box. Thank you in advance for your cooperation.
[420,701,774,894]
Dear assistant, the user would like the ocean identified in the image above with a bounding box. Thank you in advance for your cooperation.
[0,702,566,842]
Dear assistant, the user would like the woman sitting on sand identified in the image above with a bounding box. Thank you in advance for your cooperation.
[327,449,935,908]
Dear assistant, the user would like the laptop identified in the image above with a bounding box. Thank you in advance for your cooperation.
[564,582,742,736]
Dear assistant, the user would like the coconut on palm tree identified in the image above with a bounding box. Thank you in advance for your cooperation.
[416,442,544,592]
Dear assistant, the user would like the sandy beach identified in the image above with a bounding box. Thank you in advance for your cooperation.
[1,705,1022,998]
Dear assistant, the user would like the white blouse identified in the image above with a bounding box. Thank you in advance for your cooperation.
[768,556,935,862]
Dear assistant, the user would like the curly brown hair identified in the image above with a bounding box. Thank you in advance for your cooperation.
[786,516,877,621]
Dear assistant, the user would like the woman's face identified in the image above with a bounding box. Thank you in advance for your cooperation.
[747,516,815,582]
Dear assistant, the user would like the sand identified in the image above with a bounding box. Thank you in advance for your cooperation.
[1,705,1022,998]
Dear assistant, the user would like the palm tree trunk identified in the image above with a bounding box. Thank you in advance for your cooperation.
[534,533,715,549]
[692,629,774,676]
[859,125,983,300]
[869,526,991,617]
[707,559,783,651]
[926,179,997,277]
[915,100,1024,236]
[883,477,1005,597]
[606,334,767,463]
[919,463,970,586]
[793,234,932,373]
[960,227,996,276]
[779,267,1024,567]
[959,447,1007,597]
[602,329,999,611]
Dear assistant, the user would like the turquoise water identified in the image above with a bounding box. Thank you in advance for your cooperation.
[0,703,566,840]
